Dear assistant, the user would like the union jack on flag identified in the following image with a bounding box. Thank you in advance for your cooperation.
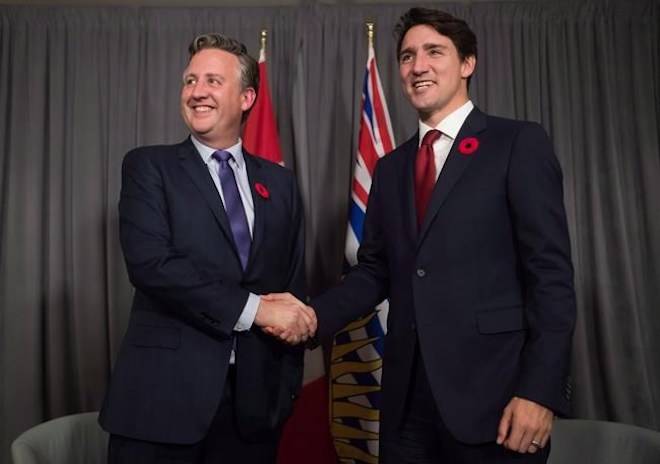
[330,39,396,464]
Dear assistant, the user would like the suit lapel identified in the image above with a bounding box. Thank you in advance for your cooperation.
[417,108,487,248]
[177,138,237,253]
[400,135,420,243]
[243,151,266,270]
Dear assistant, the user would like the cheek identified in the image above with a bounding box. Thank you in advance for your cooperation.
[398,65,410,81]
[180,90,191,106]
[437,69,457,87]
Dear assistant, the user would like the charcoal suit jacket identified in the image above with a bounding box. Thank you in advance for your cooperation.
[99,137,305,444]
[313,107,576,445]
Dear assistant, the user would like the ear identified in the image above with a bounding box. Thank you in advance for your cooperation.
[241,87,257,112]
[461,55,476,79]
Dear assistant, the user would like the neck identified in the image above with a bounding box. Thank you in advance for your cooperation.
[198,134,240,151]
[420,94,469,128]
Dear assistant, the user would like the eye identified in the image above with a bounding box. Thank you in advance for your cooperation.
[183,76,196,86]
[207,77,221,86]
[429,48,443,56]
[399,53,412,64]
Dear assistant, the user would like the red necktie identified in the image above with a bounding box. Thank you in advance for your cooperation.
[415,129,442,228]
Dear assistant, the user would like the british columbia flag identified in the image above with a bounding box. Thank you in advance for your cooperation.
[330,39,396,464]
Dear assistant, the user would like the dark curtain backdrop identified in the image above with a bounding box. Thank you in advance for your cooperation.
[1,1,659,461]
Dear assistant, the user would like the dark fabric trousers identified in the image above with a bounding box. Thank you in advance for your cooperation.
[381,348,551,464]
[107,367,279,464]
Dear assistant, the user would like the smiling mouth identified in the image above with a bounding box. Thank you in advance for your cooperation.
[191,105,214,113]
[412,80,434,90]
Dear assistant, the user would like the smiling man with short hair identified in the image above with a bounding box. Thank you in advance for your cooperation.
[99,33,314,464]
[306,7,577,463]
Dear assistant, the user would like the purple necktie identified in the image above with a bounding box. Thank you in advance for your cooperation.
[213,150,251,270]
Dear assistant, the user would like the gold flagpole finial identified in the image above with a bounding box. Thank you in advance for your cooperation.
[260,29,267,52]
[366,22,374,48]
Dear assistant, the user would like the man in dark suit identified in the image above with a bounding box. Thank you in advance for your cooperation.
[271,7,575,463]
[99,33,315,464]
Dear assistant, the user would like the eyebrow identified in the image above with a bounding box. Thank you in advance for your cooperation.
[424,43,449,51]
[182,72,225,81]
[204,73,224,80]
[399,42,448,58]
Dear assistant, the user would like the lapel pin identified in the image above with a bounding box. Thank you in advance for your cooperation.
[255,182,270,199]
[458,136,479,156]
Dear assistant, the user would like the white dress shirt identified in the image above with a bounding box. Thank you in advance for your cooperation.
[418,100,474,180]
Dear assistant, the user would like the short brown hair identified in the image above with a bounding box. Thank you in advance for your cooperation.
[188,33,259,121]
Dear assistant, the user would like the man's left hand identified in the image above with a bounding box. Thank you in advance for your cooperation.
[496,396,553,454]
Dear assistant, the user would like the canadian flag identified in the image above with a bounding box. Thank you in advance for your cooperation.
[243,32,336,464]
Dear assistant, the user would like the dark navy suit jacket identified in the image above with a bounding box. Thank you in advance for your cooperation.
[100,137,305,444]
[314,107,576,445]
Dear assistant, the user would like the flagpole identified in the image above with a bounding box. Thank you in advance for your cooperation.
[260,29,267,58]
[366,21,374,48]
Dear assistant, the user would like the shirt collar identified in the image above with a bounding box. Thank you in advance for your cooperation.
[191,135,245,169]
[418,100,474,145]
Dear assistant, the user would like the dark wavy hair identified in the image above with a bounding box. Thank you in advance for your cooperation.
[394,8,477,86]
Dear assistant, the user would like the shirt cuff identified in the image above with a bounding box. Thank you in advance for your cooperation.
[234,293,260,331]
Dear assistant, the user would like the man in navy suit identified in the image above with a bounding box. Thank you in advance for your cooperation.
[271,7,576,463]
[99,33,315,464]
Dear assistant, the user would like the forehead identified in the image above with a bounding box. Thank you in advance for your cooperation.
[184,48,241,75]
[400,24,456,51]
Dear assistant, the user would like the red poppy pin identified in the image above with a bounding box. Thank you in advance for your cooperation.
[255,182,270,199]
[458,137,479,156]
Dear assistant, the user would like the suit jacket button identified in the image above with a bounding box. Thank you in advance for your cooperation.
[416,268,426,278]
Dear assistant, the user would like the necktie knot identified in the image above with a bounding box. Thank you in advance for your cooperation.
[422,129,442,147]
[213,149,233,164]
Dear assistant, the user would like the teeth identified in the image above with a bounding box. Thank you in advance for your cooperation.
[413,81,432,89]
[193,106,212,112]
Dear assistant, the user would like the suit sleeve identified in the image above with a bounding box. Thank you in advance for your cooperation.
[119,149,247,339]
[507,123,576,416]
[313,161,390,341]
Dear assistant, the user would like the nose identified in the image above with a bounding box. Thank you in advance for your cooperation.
[190,80,207,99]
[411,54,429,75]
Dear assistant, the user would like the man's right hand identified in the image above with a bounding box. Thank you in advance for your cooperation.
[254,293,317,345]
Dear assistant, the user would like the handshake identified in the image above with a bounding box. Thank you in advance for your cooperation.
[254,293,317,345]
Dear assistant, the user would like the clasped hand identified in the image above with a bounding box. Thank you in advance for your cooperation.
[253,293,316,345]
